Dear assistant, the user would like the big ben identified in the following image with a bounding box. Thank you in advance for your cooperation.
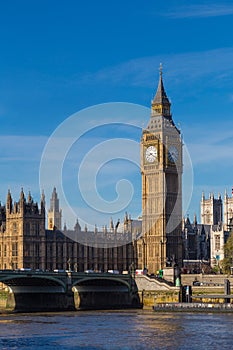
[139,66,183,274]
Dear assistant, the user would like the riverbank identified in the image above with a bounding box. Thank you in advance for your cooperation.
[153,302,233,313]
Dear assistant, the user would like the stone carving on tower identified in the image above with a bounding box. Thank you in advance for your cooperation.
[139,66,183,273]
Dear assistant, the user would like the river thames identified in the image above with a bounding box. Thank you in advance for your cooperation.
[0,309,232,349]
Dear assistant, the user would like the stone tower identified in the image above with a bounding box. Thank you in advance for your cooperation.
[47,187,62,230]
[2,189,46,270]
[200,192,222,225]
[139,66,183,273]
[224,189,233,230]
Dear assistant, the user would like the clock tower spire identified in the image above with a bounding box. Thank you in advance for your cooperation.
[139,66,183,274]
[151,63,171,118]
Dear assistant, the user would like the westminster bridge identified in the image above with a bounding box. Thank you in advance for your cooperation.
[0,270,140,312]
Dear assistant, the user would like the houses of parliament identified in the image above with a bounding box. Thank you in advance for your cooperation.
[2,69,229,274]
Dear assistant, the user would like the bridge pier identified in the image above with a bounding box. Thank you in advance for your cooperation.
[73,289,139,310]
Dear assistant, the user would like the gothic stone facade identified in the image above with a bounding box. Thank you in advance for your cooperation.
[183,191,232,269]
[0,190,136,272]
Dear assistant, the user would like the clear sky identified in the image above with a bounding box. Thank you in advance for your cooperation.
[0,0,233,229]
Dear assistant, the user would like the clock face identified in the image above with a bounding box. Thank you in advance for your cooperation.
[145,146,157,163]
[168,146,178,163]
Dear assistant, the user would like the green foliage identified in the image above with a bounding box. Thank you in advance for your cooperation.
[222,232,233,274]
[212,266,220,274]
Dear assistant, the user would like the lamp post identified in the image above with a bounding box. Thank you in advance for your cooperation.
[74,263,78,272]
[160,239,167,270]
[67,258,71,272]
[130,262,135,279]
[142,235,147,271]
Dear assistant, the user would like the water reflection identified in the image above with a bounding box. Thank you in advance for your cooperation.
[0,310,232,349]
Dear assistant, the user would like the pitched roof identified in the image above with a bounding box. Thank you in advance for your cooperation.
[152,67,170,106]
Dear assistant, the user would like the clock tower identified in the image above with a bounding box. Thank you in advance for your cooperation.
[139,66,183,273]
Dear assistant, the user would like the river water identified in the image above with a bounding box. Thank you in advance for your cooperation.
[0,309,232,349]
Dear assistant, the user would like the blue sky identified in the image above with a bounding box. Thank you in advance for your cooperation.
[0,0,233,229]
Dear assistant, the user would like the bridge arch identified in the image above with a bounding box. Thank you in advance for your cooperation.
[72,276,131,291]
[72,276,135,309]
[0,272,75,312]
[0,274,67,292]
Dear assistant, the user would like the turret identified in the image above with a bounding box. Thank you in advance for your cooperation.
[124,212,128,232]
[19,188,25,213]
[224,189,228,200]
[109,217,114,232]
[193,213,197,226]
[40,190,45,214]
[48,187,62,230]
[28,191,32,203]
[74,219,81,232]
[115,219,120,233]
[6,189,12,213]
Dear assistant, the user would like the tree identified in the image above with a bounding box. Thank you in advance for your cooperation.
[222,232,233,274]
